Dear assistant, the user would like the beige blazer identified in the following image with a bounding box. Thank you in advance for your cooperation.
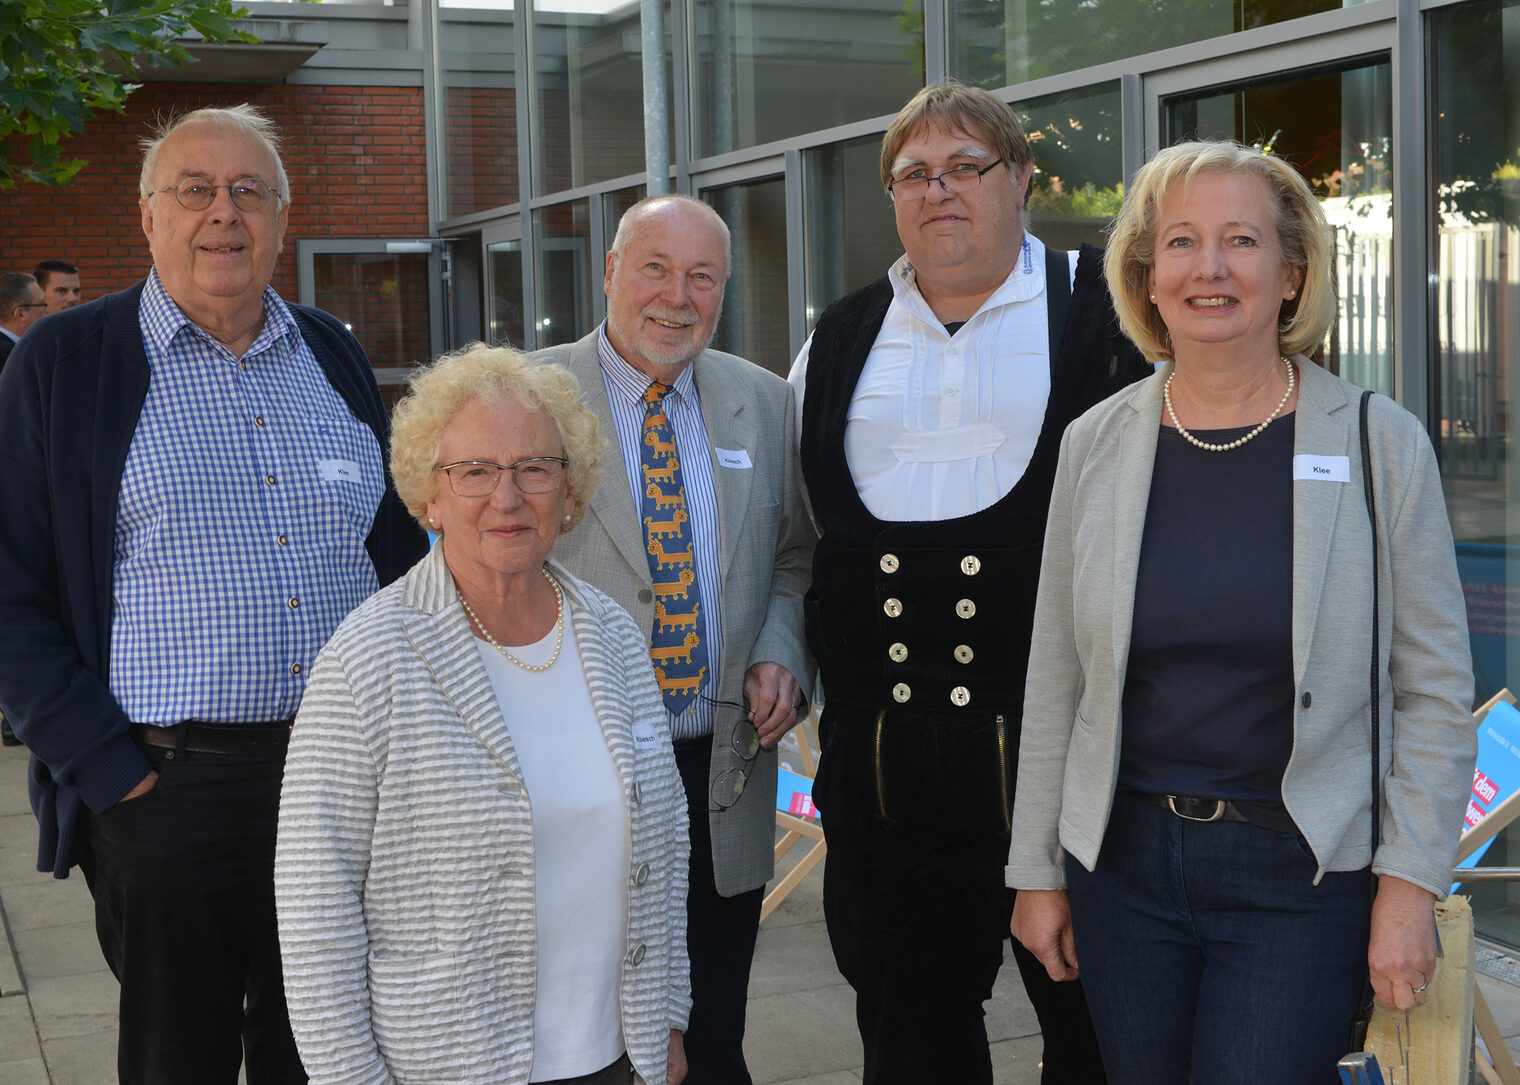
[533,332,816,896]
[1006,357,1476,898]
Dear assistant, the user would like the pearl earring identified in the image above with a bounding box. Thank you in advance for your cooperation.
[428,517,437,528]
[563,515,572,523]
[1149,294,1157,303]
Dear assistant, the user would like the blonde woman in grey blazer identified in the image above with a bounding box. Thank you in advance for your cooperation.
[276,346,691,1085]
[1007,143,1476,1083]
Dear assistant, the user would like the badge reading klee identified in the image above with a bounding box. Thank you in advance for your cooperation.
[1292,454,1351,482]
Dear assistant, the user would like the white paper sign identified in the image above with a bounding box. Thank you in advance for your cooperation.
[319,458,365,483]
[1292,454,1351,482]
[716,448,753,470]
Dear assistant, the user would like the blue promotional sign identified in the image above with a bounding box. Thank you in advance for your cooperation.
[1457,698,1520,875]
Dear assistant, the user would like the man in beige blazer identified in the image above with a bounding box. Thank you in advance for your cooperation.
[532,195,814,1085]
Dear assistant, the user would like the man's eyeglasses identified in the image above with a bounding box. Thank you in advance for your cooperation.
[887,158,1004,202]
[16,303,47,311]
[149,176,285,212]
[702,697,762,810]
[436,457,569,497]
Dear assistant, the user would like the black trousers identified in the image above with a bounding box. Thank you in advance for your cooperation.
[675,736,764,1085]
[813,706,1106,1085]
[79,743,306,1085]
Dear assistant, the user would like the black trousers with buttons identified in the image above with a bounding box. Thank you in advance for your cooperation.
[814,705,1107,1085]
[79,742,307,1085]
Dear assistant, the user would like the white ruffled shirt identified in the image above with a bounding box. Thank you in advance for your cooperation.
[790,234,1075,522]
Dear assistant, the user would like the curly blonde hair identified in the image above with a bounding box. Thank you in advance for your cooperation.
[1104,140,1336,362]
[390,344,603,534]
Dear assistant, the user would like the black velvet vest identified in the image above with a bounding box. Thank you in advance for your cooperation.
[800,245,1149,719]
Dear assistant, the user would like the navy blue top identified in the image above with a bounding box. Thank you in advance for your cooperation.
[1118,414,1296,831]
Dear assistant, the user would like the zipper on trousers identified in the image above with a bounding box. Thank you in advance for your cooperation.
[996,714,1012,832]
[872,709,888,819]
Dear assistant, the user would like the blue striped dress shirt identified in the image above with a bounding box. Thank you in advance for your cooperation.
[597,325,724,741]
[109,270,384,725]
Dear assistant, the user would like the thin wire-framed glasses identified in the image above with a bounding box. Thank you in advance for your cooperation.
[702,696,762,811]
[886,158,1004,202]
[149,176,285,212]
[436,457,569,497]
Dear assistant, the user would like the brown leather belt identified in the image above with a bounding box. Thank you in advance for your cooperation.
[1131,791,1251,824]
[130,720,294,756]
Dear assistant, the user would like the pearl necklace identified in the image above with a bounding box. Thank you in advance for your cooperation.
[1164,356,1296,452]
[459,568,564,672]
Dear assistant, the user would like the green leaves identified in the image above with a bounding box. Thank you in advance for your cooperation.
[0,0,255,189]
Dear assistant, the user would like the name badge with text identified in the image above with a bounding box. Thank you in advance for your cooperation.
[1292,454,1351,483]
[632,720,660,749]
[319,458,365,483]
[716,448,753,470]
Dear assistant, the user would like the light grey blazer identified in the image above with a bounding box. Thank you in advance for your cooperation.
[533,332,816,896]
[275,545,690,1085]
[1006,357,1476,899]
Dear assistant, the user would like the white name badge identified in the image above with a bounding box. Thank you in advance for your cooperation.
[632,720,660,748]
[716,448,753,469]
[1292,454,1351,482]
[319,458,365,483]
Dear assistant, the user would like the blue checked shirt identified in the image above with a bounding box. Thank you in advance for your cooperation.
[109,270,384,724]
[598,325,724,741]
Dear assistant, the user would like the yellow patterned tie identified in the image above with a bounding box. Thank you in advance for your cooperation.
[640,381,708,714]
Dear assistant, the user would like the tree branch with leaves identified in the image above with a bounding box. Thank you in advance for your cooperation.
[0,0,257,189]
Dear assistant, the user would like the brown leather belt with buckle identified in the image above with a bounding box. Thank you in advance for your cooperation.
[130,720,294,756]
[1132,791,1250,824]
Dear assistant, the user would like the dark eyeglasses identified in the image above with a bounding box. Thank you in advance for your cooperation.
[149,176,285,212]
[887,158,1004,202]
[701,697,762,810]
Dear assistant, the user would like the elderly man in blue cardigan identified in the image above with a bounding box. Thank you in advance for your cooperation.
[0,104,426,1085]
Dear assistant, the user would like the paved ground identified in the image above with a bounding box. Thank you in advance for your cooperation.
[4,736,1519,1083]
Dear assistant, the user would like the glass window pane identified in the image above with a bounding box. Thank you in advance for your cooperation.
[488,240,526,349]
[313,252,434,408]
[533,199,594,347]
[704,178,789,375]
[803,136,903,333]
[1017,83,1123,250]
[602,186,648,255]
[692,0,922,159]
[1430,0,1520,950]
[1165,60,1393,392]
[436,0,519,218]
[532,2,673,195]
[952,0,1356,88]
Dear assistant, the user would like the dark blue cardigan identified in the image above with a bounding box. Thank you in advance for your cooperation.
[0,281,429,877]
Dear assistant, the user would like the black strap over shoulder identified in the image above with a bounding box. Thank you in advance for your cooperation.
[1359,389,1380,857]
[1045,245,1071,376]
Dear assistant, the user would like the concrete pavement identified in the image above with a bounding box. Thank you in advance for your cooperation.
[7,735,1520,1083]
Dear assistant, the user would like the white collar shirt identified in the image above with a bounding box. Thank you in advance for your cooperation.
[790,233,1074,522]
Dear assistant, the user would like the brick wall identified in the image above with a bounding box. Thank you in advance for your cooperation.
[1,83,429,304]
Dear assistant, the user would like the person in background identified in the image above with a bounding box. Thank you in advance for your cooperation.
[34,258,83,313]
[531,194,814,1085]
[789,80,1148,1083]
[1008,140,1477,1083]
[0,103,425,1083]
[277,345,690,1085]
[0,271,46,371]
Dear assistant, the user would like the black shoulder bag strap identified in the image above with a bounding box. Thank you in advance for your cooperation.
[1046,245,1071,378]
[1347,388,1381,1053]
[1360,389,1381,864]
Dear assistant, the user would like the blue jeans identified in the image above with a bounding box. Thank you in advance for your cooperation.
[1065,792,1371,1085]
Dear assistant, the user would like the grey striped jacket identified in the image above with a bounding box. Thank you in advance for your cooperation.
[275,544,691,1085]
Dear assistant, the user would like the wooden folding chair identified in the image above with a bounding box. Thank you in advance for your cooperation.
[1459,689,1520,1085]
[761,709,827,924]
